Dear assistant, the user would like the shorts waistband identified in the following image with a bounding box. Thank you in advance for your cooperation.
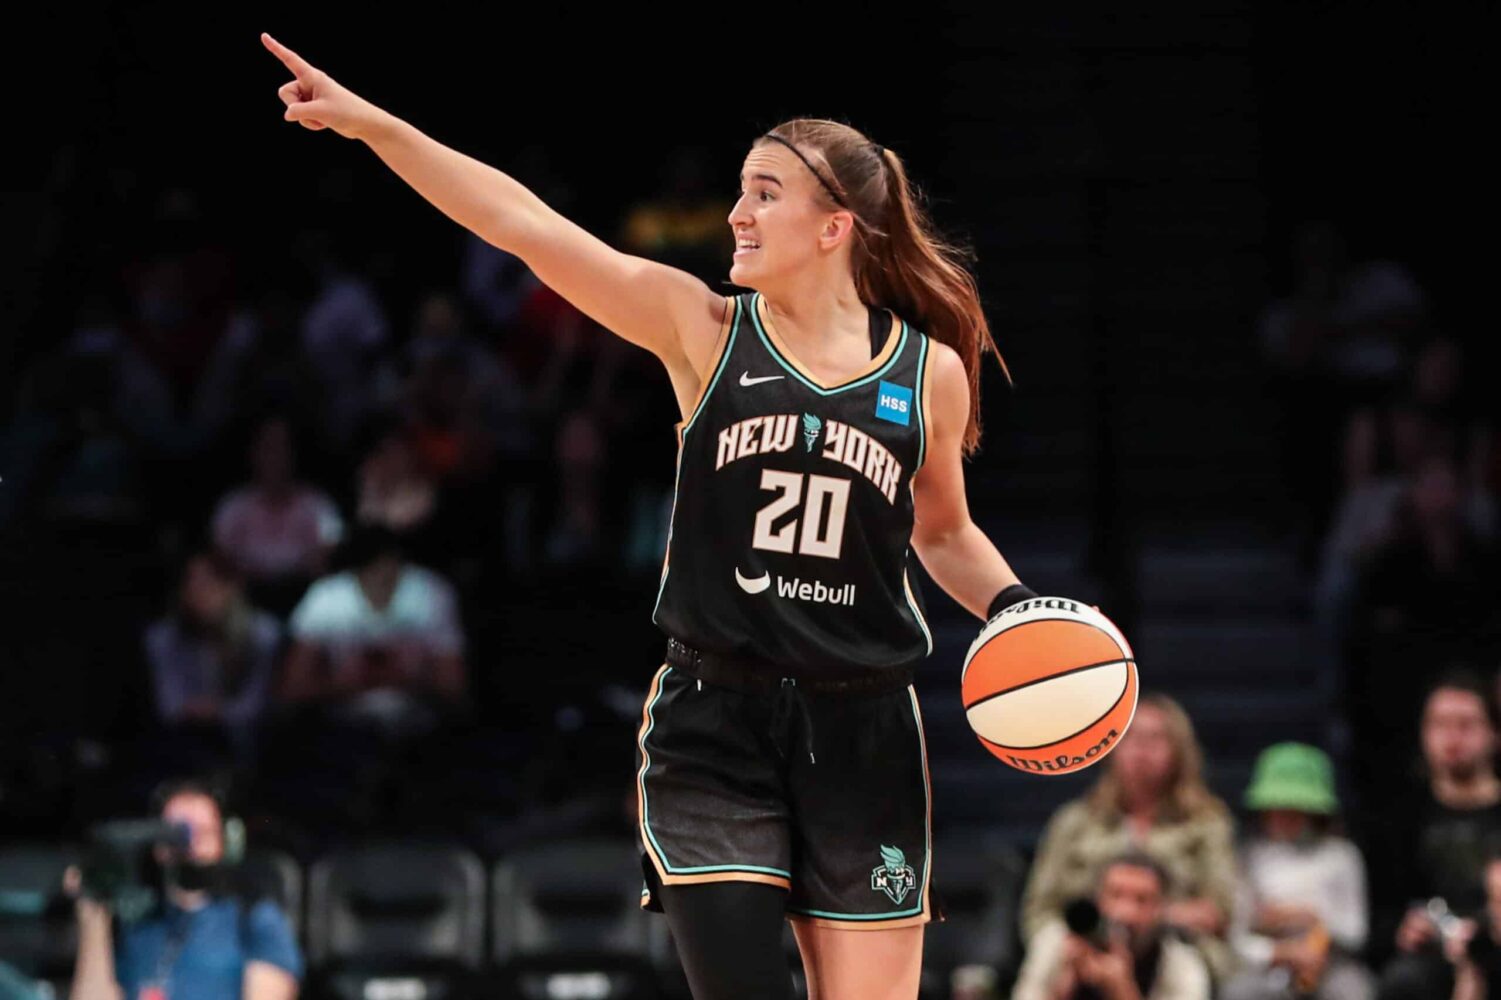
[664,638,913,696]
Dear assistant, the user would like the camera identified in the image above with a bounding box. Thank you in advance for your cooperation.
[1064,897,1112,950]
[77,818,191,923]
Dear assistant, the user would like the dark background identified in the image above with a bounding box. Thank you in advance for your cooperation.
[0,0,1493,993]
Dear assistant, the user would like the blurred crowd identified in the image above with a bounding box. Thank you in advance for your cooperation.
[5,165,1501,1000]
[0,146,733,851]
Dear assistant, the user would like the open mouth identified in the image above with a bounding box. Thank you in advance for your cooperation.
[734,236,761,258]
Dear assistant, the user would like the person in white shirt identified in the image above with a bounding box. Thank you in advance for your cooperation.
[280,524,466,732]
[1222,743,1374,1000]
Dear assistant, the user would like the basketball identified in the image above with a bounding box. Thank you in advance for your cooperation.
[961,597,1138,775]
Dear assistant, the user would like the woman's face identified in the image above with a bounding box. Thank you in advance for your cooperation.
[180,557,235,624]
[727,143,849,291]
[1111,704,1177,796]
[1260,809,1311,841]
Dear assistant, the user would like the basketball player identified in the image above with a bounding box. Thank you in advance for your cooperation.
[263,32,1037,1000]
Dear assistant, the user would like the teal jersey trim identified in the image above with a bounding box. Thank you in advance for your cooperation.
[636,667,793,880]
[683,296,742,437]
[651,297,742,624]
[749,292,908,396]
[912,334,930,471]
[904,561,934,656]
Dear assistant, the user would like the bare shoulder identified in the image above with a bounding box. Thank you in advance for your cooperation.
[923,337,970,425]
[676,286,735,378]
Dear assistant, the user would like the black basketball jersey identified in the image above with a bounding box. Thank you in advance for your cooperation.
[652,291,934,676]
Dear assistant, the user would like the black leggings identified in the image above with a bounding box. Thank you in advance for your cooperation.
[660,881,796,1000]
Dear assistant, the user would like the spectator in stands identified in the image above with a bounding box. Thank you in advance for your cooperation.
[1356,455,1499,641]
[144,550,282,761]
[355,422,440,556]
[295,228,394,453]
[1446,846,1501,1000]
[65,778,301,1000]
[1022,694,1237,980]
[400,337,498,487]
[1012,850,1211,1000]
[280,524,466,732]
[1375,673,1501,1000]
[1223,743,1374,1000]
[211,415,344,616]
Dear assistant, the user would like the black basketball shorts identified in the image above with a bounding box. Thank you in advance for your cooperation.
[635,663,939,929]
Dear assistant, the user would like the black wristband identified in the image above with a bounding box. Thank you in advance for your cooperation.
[987,584,1038,620]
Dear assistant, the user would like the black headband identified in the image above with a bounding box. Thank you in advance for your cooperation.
[760,133,846,207]
[761,133,887,209]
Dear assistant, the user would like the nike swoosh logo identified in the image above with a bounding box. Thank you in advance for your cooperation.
[735,567,771,594]
[739,371,785,387]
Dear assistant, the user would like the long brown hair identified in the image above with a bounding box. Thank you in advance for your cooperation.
[757,119,1008,455]
[1084,693,1228,824]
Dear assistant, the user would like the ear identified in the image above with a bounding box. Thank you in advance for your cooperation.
[817,210,858,251]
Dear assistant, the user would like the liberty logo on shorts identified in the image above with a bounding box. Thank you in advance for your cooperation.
[802,413,822,452]
[870,844,917,905]
[875,381,912,426]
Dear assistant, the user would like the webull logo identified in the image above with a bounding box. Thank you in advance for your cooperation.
[1007,728,1119,772]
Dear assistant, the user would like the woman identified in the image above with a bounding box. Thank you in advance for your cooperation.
[1223,742,1374,1000]
[1021,694,1238,981]
[263,33,1035,1000]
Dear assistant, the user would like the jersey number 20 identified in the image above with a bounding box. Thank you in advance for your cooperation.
[751,470,850,560]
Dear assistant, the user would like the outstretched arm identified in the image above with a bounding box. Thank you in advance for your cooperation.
[261,33,725,397]
[910,342,1023,620]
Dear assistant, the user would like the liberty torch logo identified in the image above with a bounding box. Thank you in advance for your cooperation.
[802,413,822,452]
[870,845,917,905]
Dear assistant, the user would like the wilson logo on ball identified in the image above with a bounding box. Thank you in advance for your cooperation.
[961,598,1138,775]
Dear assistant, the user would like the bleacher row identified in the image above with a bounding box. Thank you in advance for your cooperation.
[0,831,1030,999]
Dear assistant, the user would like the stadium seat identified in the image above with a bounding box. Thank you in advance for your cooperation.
[492,838,657,999]
[0,843,81,991]
[921,828,1029,996]
[307,841,485,1000]
[236,846,302,940]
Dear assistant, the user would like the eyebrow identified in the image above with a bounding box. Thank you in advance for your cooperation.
[739,172,783,187]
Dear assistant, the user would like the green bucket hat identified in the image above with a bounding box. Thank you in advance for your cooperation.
[1243,742,1338,815]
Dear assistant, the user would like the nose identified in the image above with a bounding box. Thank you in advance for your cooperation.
[728,193,753,230]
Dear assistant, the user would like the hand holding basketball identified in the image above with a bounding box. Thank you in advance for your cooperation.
[962,596,1138,775]
[261,33,382,140]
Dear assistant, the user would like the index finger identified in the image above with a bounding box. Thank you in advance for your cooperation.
[261,32,316,81]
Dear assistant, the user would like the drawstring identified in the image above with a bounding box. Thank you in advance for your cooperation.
[771,677,817,765]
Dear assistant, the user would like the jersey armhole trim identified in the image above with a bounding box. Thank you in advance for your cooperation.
[914,334,932,472]
[678,295,739,437]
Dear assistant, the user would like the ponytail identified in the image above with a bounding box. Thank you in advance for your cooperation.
[861,147,1006,455]
[759,120,1008,456]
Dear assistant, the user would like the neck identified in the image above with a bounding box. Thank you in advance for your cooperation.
[1121,784,1164,819]
[1434,768,1501,808]
[167,885,209,911]
[761,270,866,352]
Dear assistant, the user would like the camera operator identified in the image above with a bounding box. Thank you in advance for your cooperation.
[1013,851,1211,1000]
[64,779,302,1000]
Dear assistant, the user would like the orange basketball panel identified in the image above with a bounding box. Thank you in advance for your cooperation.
[962,620,1129,707]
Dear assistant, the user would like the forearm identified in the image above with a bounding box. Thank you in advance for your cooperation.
[912,519,1021,620]
[69,909,122,1000]
[361,113,547,254]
